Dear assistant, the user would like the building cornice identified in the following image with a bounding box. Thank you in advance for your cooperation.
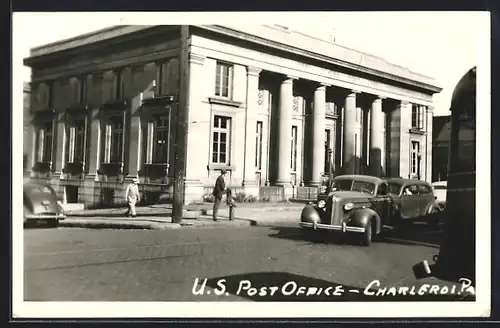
[197,25,442,94]
[24,24,442,95]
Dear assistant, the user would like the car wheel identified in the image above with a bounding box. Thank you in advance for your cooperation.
[429,207,442,227]
[47,219,59,228]
[362,221,373,247]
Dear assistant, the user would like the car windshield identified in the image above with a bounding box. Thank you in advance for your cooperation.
[388,183,403,195]
[331,179,376,195]
[25,185,54,196]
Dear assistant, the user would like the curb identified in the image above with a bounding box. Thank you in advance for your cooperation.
[58,216,254,230]
[59,219,182,230]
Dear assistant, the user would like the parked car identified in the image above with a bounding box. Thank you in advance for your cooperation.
[299,175,442,246]
[431,181,447,210]
[24,182,66,227]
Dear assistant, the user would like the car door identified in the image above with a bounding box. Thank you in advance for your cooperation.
[372,182,391,226]
[417,184,436,216]
[399,184,420,219]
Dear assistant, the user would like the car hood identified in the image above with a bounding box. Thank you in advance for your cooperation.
[328,190,374,200]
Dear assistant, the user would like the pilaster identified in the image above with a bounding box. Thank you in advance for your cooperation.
[184,53,206,202]
[53,112,66,177]
[86,108,100,181]
[242,66,262,196]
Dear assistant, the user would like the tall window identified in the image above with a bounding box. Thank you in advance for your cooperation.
[255,121,263,170]
[38,121,53,162]
[410,140,421,175]
[146,115,170,164]
[103,116,124,163]
[212,115,231,164]
[67,119,86,163]
[215,62,233,98]
[290,126,298,171]
[412,104,425,130]
[324,129,331,173]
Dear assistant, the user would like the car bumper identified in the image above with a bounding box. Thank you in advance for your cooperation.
[24,214,66,221]
[299,221,365,233]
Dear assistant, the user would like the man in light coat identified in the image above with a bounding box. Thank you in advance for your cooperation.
[125,177,141,218]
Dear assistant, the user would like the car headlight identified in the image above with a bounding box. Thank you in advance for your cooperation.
[317,200,326,209]
[344,202,355,211]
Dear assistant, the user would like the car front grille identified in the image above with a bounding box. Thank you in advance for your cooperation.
[322,198,336,224]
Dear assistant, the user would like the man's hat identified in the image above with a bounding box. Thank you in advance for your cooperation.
[132,177,139,183]
[220,169,227,174]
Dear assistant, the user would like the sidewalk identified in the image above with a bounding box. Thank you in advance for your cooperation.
[61,202,304,230]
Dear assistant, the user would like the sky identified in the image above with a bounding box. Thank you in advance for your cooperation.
[13,12,487,117]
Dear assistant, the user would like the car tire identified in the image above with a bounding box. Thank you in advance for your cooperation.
[362,221,373,247]
[47,219,59,228]
[429,207,442,227]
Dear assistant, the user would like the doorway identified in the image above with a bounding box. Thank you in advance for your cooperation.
[65,185,79,203]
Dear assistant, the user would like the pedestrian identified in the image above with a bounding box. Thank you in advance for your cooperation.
[125,177,141,218]
[212,169,227,221]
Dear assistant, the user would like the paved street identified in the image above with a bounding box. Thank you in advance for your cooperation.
[24,223,473,302]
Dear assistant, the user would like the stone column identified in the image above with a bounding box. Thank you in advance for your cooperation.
[243,66,262,196]
[276,76,296,186]
[53,112,66,177]
[369,96,385,177]
[342,90,359,174]
[184,53,206,204]
[310,83,327,185]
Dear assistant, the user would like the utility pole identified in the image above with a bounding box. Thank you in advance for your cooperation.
[172,26,190,224]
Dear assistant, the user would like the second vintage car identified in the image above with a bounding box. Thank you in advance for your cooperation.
[24,182,66,227]
[299,174,442,246]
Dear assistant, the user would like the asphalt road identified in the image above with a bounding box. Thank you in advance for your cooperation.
[24,223,473,302]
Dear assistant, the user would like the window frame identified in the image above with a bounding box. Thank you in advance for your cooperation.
[66,118,87,164]
[290,125,298,172]
[211,115,232,165]
[37,120,54,163]
[101,115,125,164]
[145,112,171,165]
[410,140,421,175]
[255,121,263,170]
[214,62,234,99]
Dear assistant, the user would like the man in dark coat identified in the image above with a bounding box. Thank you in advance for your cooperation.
[212,169,227,221]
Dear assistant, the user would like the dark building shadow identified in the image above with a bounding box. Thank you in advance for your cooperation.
[267,221,443,249]
[203,272,474,302]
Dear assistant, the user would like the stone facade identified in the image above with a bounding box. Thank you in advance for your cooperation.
[23,25,442,207]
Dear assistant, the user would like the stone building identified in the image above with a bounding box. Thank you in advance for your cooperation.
[23,25,442,207]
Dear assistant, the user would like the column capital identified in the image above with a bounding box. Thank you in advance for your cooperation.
[346,90,360,98]
[188,53,206,65]
[426,106,435,112]
[377,95,387,100]
[314,82,330,90]
[247,66,262,77]
[400,100,410,106]
[282,75,299,83]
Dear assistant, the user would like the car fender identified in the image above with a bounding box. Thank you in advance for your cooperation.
[300,204,321,223]
[348,208,381,234]
[425,202,442,214]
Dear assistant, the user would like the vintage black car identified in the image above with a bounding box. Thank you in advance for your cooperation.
[299,175,442,246]
[24,182,66,227]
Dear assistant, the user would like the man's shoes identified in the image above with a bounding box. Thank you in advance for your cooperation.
[213,218,218,222]
[131,215,137,218]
